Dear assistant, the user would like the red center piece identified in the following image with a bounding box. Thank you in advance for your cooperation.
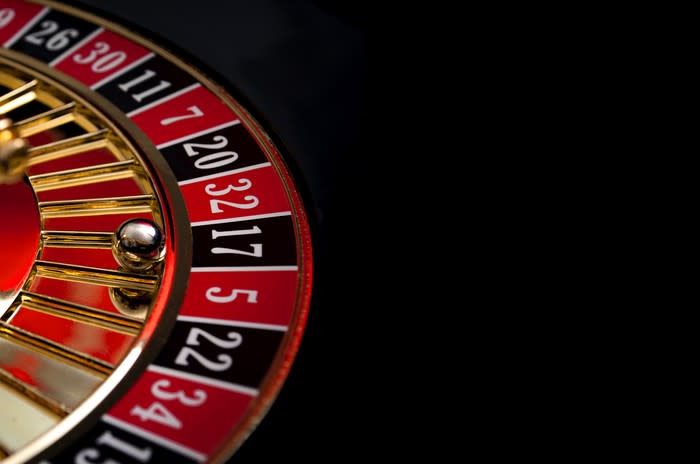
[0,181,40,298]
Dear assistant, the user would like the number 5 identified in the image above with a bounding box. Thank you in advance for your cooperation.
[206,287,259,304]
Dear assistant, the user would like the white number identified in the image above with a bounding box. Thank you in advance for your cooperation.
[185,135,227,155]
[24,20,58,44]
[75,431,152,463]
[210,225,262,257]
[206,179,259,212]
[186,327,243,349]
[184,135,239,170]
[174,327,243,372]
[73,41,108,63]
[211,226,261,239]
[212,244,262,257]
[160,105,204,126]
[132,81,170,102]
[210,197,259,212]
[75,449,118,464]
[96,430,152,462]
[24,20,57,44]
[0,8,15,28]
[175,347,233,371]
[46,28,79,50]
[206,287,259,304]
[131,402,182,429]
[24,21,78,51]
[152,379,207,406]
[74,41,127,73]
[205,179,251,195]
[92,51,127,72]
[129,379,207,430]
[118,69,154,90]
[118,69,171,102]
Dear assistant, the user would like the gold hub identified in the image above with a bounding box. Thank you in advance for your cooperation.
[0,51,175,460]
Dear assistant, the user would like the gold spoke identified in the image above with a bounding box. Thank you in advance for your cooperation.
[0,323,113,376]
[42,230,113,248]
[0,79,37,114]
[19,292,142,335]
[39,194,155,218]
[27,129,111,166]
[35,260,158,291]
[0,367,70,417]
[0,377,59,454]
[0,46,172,459]
[15,102,77,137]
[30,159,139,192]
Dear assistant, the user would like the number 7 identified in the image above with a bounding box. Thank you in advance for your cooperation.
[160,105,204,126]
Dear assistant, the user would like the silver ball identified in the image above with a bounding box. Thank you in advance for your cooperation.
[109,286,151,319]
[112,218,165,271]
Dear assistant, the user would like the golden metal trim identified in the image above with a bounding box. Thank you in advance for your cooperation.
[2,0,312,461]
[35,260,158,291]
[0,367,70,417]
[30,159,139,192]
[0,80,37,114]
[27,129,110,165]
[39,194,155,218]
[41,231,113,248]
[0,323,113,376]
[0,46,190,462]
[19,292,142,335]
[15,102,77,138]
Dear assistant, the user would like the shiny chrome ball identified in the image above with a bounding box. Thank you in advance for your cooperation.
[112,218,166,271]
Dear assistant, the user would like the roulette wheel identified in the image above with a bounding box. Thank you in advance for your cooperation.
[0,0,366,462]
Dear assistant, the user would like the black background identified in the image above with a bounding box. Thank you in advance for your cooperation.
[68,0,368,462]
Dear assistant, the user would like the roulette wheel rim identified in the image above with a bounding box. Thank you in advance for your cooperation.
[0,0,314,462]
